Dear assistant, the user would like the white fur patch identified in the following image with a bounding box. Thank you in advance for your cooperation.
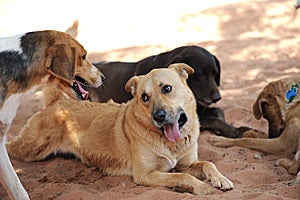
[0,85,39,125]
[91,64,103,87]
[0,33,25,54]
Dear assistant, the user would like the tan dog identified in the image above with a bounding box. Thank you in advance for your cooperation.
[209,76,300,183]
[7,63,233,195]
[0,27,104,199]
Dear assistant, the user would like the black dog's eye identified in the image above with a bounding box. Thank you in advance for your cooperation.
[82,54,86,60]
[162,85,172,94]
[141,93,150,102]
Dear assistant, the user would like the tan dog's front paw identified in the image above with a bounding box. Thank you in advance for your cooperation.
[193,183,218,195]
[208,135,234,147]
[210,174,234,190]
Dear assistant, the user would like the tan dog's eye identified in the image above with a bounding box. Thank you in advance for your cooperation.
[162,85,172,94]
[82,54,86,60]
[141,93,150,102]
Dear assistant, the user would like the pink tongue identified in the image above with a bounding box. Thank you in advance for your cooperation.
[75,80,89,100]
[163,123,181,143]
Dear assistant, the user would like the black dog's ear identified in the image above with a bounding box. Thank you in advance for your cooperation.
[213,55,221,86]
[253,94,268,120]
[125,76,140,96]
[45,44,75,84]
[168,63,194,79]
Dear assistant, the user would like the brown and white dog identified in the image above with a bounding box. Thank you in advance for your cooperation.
[7,63,233,195]
[0,28,104,199]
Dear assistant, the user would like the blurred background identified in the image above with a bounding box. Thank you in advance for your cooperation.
[0,0,245,53]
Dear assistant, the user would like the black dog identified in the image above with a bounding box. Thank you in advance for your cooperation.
[88,45,250,138]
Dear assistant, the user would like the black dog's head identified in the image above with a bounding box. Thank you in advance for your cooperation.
[165,46,221,106]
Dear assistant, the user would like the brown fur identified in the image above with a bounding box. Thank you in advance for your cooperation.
[208,76,300,182]
[7,63,233,195]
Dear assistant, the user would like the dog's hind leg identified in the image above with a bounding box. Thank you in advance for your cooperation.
[0,122,30,200]
[275,137,300,175]
[6,112,64,162]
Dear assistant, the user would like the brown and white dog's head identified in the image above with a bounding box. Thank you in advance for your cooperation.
[253,77,300,138]
[125,63,197,143]
[43,31,104,100]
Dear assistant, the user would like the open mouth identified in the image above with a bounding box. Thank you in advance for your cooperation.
[72,76,89,100]
[159,113,187,143]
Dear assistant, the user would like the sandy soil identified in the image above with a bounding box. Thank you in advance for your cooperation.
[1,0,300,199]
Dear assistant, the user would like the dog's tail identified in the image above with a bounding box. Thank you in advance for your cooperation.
[43,87,69,107]
[65,20,79,38]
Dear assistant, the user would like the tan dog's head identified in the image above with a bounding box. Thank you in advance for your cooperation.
[253,77,300,138]
[125,63,196,143]
[45,31,105,100]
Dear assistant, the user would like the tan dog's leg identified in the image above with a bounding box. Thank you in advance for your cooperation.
[180,161,234,190]
[135,170,216,195]
[208,119,299,155]
[275,137,300,176]
[0,122,30,200]
[134,160,233,195]
[208,135,285,154]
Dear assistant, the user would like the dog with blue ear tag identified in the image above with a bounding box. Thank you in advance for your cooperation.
[7,63,233,195]
[209,76,300,183]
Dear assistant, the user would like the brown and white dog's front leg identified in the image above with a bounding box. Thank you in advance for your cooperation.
[0,122,30,200]
[134,170,216,195]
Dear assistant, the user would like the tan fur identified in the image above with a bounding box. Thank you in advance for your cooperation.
[209,76,300,182]
[7,63,233,195]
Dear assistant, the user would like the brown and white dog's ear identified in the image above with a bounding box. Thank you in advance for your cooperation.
[253,94,268,120]
[65,20,79,38]
[125,76,140,96]
[45,44,75,83]
[168,63,194,79]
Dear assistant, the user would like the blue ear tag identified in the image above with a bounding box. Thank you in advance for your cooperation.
[286,84,298,103]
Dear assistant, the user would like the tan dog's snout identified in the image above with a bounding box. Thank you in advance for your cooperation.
[152,107,187,143]
[152,108,187,127]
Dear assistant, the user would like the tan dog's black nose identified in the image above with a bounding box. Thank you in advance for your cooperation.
[153,110,166,123]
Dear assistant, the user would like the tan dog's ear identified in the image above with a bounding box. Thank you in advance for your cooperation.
[253,95,268,120]
[125,76,140,96]
[45,44,75,83]
[168,63,194,79]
